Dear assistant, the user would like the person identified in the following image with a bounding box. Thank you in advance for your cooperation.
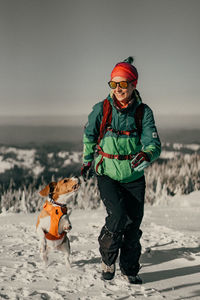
[81,57,161,284]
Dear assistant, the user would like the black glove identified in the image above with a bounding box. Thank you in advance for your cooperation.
[131,152,150,169]
[81,162,93,181]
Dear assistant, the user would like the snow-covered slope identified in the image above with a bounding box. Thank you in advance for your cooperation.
[0,191,200,299]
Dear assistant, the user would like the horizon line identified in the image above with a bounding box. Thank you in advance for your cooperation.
[0,113,200,117]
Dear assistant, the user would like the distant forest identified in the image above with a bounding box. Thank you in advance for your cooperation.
[0,141,199,213]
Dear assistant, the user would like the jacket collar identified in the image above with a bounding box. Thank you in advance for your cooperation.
[108,89,142,113]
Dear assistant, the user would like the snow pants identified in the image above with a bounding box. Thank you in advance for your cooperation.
[97,175,145,276]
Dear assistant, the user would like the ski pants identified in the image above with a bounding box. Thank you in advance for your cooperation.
[97,175,145,276]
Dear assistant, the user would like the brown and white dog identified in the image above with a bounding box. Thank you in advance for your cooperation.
[36,177,80,268]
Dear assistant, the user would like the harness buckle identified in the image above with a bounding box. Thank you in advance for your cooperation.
[129,154,135,160]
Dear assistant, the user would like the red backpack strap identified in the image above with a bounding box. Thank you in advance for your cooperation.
[97,98,112,144]
[134,103,144,139]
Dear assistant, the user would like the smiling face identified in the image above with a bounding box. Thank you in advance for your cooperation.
[111,76,135,103]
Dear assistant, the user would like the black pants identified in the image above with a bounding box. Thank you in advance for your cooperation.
[97,175,145,276]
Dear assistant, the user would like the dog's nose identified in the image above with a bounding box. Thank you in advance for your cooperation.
[64,224,72,232]
[72,176,81,185]
[76,176,81,185]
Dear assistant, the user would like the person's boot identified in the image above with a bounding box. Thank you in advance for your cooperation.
[121,273,142,284]
[101,261,115,280]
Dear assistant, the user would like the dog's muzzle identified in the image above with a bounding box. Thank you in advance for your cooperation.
[64,224,72,232]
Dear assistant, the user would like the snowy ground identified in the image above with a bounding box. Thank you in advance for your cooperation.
[0,191,200,300]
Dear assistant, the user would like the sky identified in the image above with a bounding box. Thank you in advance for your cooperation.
[0,0,200,119]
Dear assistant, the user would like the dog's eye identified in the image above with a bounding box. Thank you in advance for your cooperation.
[64,179,69,183]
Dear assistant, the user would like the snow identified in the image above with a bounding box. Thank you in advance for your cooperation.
[0,147,45,175]
[69,152,82,163]
[32,165,45,177]
[171,143,200,152]
[58,151,69,159]
[0,191,200,299]
[160,151,180,159]
[0,156,13,173]
[185,144,200,151]
[63,159,71,167]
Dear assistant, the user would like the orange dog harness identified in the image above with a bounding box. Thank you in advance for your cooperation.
[43,201,67,240]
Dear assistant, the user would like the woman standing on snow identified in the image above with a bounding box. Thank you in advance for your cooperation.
[81,57,161,284]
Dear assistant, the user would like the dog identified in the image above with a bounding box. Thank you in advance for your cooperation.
[36,177,80,268]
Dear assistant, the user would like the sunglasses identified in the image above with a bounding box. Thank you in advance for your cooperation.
[108,80,133,89]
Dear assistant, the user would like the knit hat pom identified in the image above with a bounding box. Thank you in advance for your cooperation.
[123,56,134,64]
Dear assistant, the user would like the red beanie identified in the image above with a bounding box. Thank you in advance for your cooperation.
[111,57,138,87]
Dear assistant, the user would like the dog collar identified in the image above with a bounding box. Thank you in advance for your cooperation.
[48,197,68,215]
[48,196,67,208]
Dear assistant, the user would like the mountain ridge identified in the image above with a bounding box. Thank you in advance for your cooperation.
[0,113,200,129]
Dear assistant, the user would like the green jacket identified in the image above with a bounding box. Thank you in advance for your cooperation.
[83,91,161,183]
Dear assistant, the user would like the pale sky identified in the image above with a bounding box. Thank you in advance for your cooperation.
[0,0,200,117]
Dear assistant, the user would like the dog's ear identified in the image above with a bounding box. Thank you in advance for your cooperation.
[39,182,57,197]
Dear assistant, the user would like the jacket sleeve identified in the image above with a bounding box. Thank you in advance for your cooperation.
[82,102,103,164]
[140,104,161,162]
